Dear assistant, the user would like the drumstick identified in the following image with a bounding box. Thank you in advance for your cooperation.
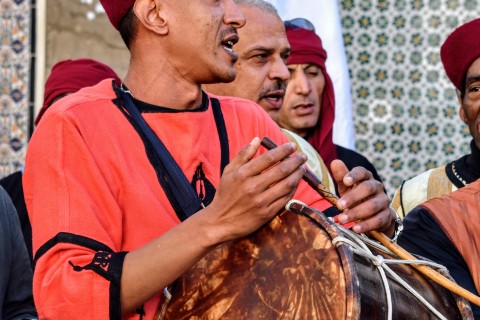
[261,136,480,307]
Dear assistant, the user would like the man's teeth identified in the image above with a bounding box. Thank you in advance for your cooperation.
[266,96,280,101]
[224,41,234,52]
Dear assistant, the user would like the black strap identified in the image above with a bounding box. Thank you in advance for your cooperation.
[211,97,229,176]
[114,86,229,221]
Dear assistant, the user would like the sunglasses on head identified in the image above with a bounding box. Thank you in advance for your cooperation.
[284,18,316,32]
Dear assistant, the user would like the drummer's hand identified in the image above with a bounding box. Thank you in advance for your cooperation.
[201,137,307,244]
[331,159,395,237]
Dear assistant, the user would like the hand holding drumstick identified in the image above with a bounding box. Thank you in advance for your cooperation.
[261,136,480,307]
[261,136,395,236]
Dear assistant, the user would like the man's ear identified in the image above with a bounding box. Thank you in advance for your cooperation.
[459,106,468,125]
[457,90,468,125]
[133,0,168,35]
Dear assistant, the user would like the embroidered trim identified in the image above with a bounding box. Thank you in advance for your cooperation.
[34,231,128,320]
[34,232,113,264]
[70,251,114,279]
[451,162,467,187]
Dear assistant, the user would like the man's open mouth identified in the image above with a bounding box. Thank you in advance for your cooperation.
[261,90,285,109]
[222,34,239,53]
[263,90,285,100]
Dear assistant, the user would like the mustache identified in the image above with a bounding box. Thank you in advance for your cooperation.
[219,26,239,41]
[259,81,286,99]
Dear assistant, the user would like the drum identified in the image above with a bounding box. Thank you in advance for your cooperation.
[157,201,473,319]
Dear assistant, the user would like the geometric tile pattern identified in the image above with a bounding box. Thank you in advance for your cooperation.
[0,0,31,177]
[340,0,477,196]
[1,0,478,198]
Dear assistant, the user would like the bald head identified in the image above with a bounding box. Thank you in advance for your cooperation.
[234,0,278,15]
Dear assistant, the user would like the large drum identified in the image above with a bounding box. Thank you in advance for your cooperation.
[157,201,473,319]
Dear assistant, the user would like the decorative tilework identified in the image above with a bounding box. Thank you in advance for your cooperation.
[0,0,31,177]
[340,0,478,196]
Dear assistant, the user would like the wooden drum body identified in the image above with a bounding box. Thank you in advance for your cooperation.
[159,201,472,319]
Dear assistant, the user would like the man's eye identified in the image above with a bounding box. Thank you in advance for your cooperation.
[470,86,480,92]
[467,84,480,93]
[467,84,480,99]
[252,54,268,61]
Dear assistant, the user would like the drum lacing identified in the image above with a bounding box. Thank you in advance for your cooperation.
[157,287,173,319]
[332,226,448,320]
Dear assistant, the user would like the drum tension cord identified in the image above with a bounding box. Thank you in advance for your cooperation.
[262,136,480,311]
[287,199,449,320]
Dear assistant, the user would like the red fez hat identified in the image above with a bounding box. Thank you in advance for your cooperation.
[285,26,337,172]
[99,0,136,30]
[286,28,327,70]
[36,58,121,126]
[441,18,480,91]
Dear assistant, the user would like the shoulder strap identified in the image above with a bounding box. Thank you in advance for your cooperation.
[115,86,202,221]
[114,88,230,221]
[210,97,229,176]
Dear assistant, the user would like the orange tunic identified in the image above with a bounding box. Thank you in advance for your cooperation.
[420,179,480,294]
[24,80,331,319]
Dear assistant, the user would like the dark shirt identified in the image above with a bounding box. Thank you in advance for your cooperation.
[446,140,480,188]
[0,186,37,320]
[398,207,480,319]
[336,144,383,183]
[0,171,32,267]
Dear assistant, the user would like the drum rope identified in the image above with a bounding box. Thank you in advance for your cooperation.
[341,231,451,270]
[332,227,448,320]
[157,287,173,320]
[333,235,394,320]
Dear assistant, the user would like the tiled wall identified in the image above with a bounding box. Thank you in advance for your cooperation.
[0,0,33,177]
[1,0,478,198]
[0,0,126,179]
[340,0,478,195]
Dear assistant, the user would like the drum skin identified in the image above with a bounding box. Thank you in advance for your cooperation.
[158,202,473,320]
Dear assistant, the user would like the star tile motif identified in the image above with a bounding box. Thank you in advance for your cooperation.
[0,1,30,176]
[340,1,474,196]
